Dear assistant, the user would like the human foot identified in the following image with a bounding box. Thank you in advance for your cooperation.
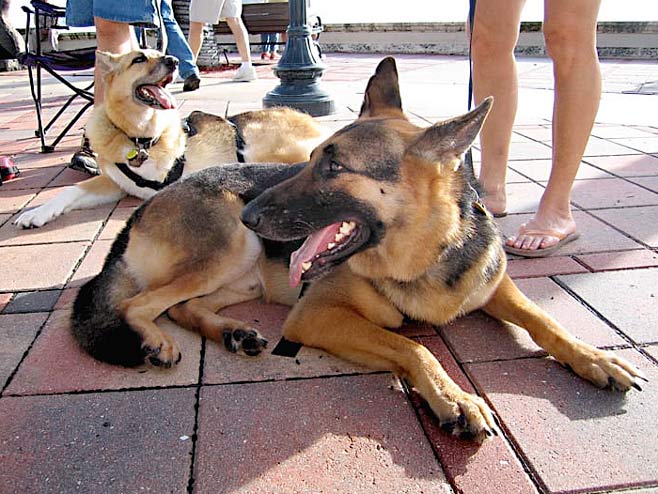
[481,190,507,217]
[504,218,579,257]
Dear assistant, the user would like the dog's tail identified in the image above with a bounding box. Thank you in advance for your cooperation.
[70,215,146,367]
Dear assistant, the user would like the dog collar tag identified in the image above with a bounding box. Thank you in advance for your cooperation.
[473,200,492,218]
[127,148,149,166]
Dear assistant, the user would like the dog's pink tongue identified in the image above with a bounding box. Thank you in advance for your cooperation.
[143,85,176,110]
[289,222,342,287]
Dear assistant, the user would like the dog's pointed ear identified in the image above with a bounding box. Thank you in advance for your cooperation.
[359,57,403,118]
[408,97,493,166]
[95,50,122,74]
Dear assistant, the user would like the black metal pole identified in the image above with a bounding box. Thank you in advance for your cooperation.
[262,0,335,116]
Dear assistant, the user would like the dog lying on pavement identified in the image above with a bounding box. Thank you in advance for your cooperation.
[14,49,327,228]
[70,57,646,440]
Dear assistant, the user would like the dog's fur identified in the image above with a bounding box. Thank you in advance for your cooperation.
[14,49,327,228]
[70,57,645,439]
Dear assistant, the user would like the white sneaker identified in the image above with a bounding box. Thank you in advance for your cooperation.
[232,65,257,82]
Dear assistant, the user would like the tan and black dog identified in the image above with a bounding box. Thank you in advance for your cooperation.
[15,49,326,228]
[71,58,645,439]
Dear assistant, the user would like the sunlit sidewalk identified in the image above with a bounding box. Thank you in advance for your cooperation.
[1,53,658,494]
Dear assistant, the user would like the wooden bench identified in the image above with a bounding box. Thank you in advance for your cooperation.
[212,1,323,58]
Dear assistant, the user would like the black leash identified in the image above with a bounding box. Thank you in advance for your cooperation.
[465,0,477,169]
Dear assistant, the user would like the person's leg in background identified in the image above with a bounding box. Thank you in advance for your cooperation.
[160,0,201,92]
[470,0,526,217]
[504,0,602,254]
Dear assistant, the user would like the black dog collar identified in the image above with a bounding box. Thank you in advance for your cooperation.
[226,117,247,163]
[114,156,185,191]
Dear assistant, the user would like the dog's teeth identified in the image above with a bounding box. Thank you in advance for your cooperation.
[327,242,336,249]
[335,233,345,242]
[301,261,312,272]
[340,221,356,235]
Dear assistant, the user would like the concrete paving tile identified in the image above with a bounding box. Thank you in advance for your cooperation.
[0,213,9,226]
[3,289,60,314]
[68,239,112,288]
[54,287,77,311]
[629,176,658,194]
[0,165,62,191]
[592,206,658,248]
[610,137,658,154]
[507,256,589,279]
[591,125,658,139]
[583,154,658,177]
[0,207,112,246]
[570,178,658,209]
[498,211,643,256]
[503,182,549,214]
[5,311,201,395]
[509,159,609,181]
[0,313,48,389]
[583,136,644,156]
[411,335,539,494]
[575,249,658,272]
[0,189,36,214]
[465,349,658,494]
[439,310,546,363]
[0,242,88,291]
[203,300,372,384]
[439,277,626,363]
[507,141,553,161]
[46,166,90,188]
[98,207,135,240]
[558,268,658,344]
[11,150,71,169]
[0,388,195,494]
[0,293,11,311]
[195,375,450,494]
[513,125,552,142]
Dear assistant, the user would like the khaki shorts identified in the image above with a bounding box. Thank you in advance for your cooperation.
[189,0,242,23]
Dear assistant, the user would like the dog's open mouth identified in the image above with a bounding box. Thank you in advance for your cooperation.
[289,220,368,287]
[135,74,176,110]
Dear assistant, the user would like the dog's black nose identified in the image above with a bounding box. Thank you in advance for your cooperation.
[240,206,262,231]
[163,56,178,69]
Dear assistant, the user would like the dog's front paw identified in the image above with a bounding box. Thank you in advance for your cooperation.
[427,390,497,440]
[141,335,181,368]
[14,205,59,228]
[564,346,647,392]
[223,328,268,356]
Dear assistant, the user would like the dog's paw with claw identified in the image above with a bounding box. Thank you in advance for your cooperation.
[431,390,498,440]
[565,346,647,392]
[14,205,61,229]
[223,328,268,356]
[141,335,181,368]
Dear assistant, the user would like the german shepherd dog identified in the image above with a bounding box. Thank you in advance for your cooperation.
[71,58,645,439]
[14,49,326,228]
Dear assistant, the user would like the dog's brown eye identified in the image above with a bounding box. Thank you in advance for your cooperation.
[132,55,147,65]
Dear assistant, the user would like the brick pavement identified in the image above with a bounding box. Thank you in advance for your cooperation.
[1,53,657,493]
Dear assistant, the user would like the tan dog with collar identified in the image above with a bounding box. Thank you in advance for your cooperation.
[14,49,327,228]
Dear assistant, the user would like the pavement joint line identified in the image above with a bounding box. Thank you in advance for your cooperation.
[582,209,656,251]
[550,275,658,367]
[186,337,206,494]
[434,331,547,494]
[0,311,50,398]
[0,369,391,399]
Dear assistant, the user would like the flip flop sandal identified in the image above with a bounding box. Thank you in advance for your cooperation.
[504,229,580,258]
